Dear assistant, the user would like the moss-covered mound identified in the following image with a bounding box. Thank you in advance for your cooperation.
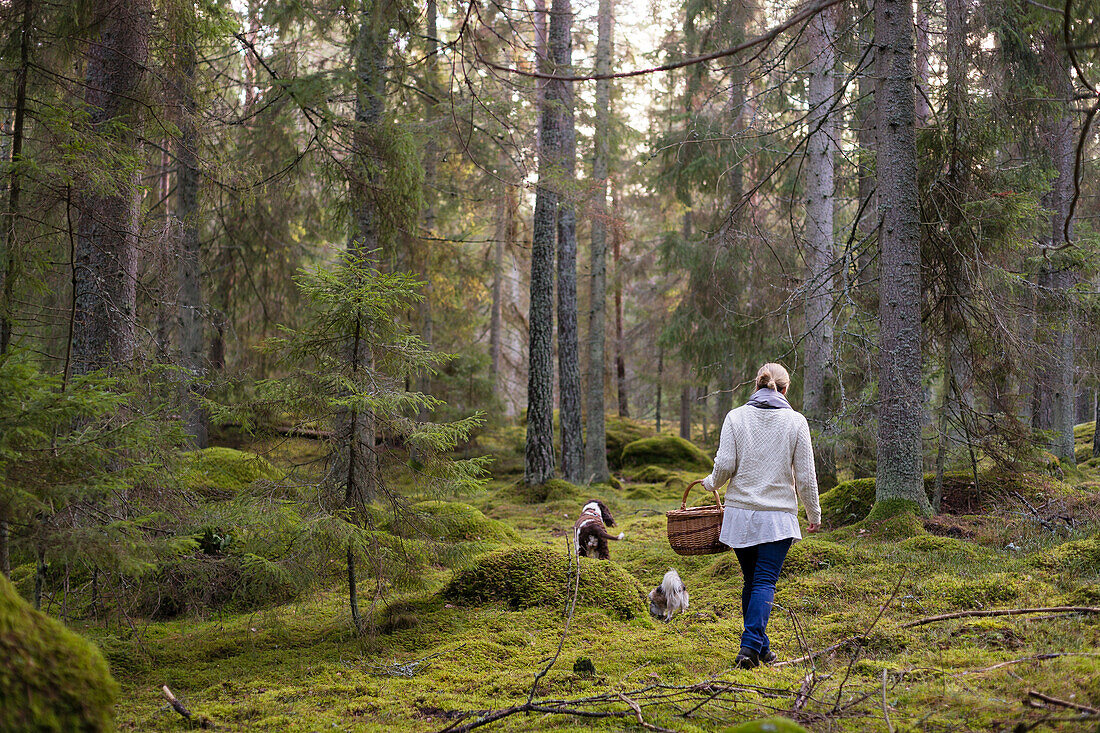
[405,501,520,544]
[819,477,877,527]
[723,717,809,733]
[0,575,119,732]
[442,546,645,619]
[898,534,981,560]
[1033,534,1100,573]
[781,539,858,576]
[859,503,927,539]
[179,446,282,498]
[498,478,582,504]
[620,436,712,473]
[629,464,676,483]
[605,416,654,470]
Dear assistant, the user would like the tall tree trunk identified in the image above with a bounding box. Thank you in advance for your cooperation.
[72,0,151,375]
[1093,390,1099,458]
[345,1,388,630]
[490,184,506,388]
[655,344,664,433]
[525,0,558,486]
[914,0,931,126]
[873,0,929,514]
[2,0,32,355]
[612,185,629,417]
[554,0,582,483]
[803,2,837,490]
[420,0,438,355]
[679,368,691,441]
[583,0,613,484]
[177,30,207,448]
[1041,29,1077,465]
[0,0,33,577]
[855,0,876,287]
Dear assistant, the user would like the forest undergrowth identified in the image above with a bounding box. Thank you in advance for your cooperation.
[72,421,1100,732]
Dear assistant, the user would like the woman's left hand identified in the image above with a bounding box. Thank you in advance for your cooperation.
[806,523,820,533]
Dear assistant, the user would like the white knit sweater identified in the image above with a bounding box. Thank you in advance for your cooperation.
[701,404,821,525]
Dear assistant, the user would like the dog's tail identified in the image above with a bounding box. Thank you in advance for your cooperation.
[663,568,685,592]
[593,526,624,541]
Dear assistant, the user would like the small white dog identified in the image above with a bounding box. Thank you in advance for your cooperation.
[648,569,689,621]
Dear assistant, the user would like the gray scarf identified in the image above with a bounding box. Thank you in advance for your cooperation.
[746,388,792,410]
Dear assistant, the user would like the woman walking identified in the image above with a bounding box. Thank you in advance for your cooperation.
[700,362,821,669]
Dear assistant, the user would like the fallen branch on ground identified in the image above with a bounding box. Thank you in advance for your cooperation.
[899,606,1100,628]
[160,685,214,729]
[1027,690,1100,715]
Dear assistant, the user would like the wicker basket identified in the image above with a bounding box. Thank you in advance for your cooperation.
[666,480,729,556]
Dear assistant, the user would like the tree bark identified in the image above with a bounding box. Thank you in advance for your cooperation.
[525,0,558,486]
[655,344,663,433]
[803,2,837,490]
[1,0,32,355]
[613,185,628,417]
[345,0,387,522]
[1093,390,1099,458]
[554,0,582,483]
[583,0,613,484]
[855,0,876,287]
[873,0,929,514]
[1041,29,1077,465]
[72,0,151,375]
[176,30,207,448]
[679,378,691,441]
[914,0,931,126]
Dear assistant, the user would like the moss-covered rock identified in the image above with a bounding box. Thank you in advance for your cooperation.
[442,546,645,619]
[605,416,654,470]
[859,502,927,539]
[0,575,119,731]
[179,446,282,499]
[723,717,809,733]
[782,539,858,576]
[625,486,660,501]
[620,436,712,473]
[1033,534,1100,573]
[819,478,877,527]
[498,478,582,504]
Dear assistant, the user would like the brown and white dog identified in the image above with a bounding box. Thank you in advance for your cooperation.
[573,500,624,560]
[648,568,689,621]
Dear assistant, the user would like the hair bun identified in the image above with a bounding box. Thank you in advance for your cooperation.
[756,371,776,390]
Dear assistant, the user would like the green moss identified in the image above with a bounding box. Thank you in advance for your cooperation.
[819,477,877,526]
[0,575,119,732]
[630,464,676,483]
[723,717,809,733]
[179,446,282,498]
[442,546,645,619]
[921,574,1020,609]
[498,478,582,504]
[405,501,520,544]
[620,436,712,472]
[898,534,981,560]
[605,416,654,470]
[1033,534,1100,573]
[781,539,858,576]
[859,503,926,539]
[625,486,660,501]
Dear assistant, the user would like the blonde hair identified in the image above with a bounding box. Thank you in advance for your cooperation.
[755,362,790,392]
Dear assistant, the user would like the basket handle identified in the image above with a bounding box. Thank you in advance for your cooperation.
[681,479,722,510]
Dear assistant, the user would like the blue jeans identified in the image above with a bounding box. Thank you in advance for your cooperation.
[733,538,792,653]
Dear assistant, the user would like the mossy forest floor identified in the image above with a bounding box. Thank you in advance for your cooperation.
[78,422,1100,732]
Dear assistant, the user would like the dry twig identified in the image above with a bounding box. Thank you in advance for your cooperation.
[899,606,1100,628]
[1027,689,1100,715]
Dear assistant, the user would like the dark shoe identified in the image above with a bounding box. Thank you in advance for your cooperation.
[759,647,778,664]
[734,647,760,669]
